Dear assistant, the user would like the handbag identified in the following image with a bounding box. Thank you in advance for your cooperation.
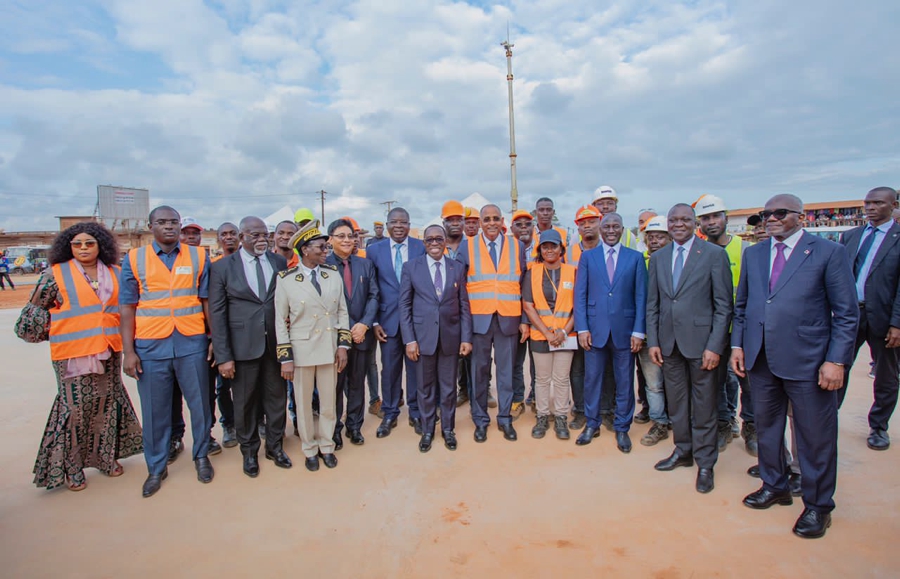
[14,286,50,343]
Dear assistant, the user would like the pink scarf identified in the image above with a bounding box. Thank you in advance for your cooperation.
[63,261,113,379]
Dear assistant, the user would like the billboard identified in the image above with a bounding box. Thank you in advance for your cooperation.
[97,185,150,229]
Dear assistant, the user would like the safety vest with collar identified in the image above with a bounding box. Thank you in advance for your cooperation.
[49,261,122,361]
[467,234,522,318]
[529,262,576,341]
[128,244,206,340]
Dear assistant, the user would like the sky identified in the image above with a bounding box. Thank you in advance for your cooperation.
[0,0,898,233]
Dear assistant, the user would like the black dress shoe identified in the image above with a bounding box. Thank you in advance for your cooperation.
[696,468,714,493]
[616,431,632,454]
[265,449,293,469]
[789,472,802,497]
[320,452,338,468]
[333,431,344,451]
[243,455,260,478]
[743,486,793,509]
[208,437,223,456]
[654,451,694,471]
[867,428,890,451]
[474,425,487,443]
[634,408,650,424]
[419,433,434,453]
[305,456,320,472]
[747,464,760,478]
[410,417,423,435]
[195,457,214,483]
[443,430,457,450]
[142,469,168,498]
[498,423,517,441]
[167,438,184,464]
[348,429,365,445]
[793,508,832,539]
[222,426,238,448]
[575,426,601,446]
[376,418,398,438]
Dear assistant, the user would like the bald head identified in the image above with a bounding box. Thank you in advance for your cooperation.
[767,194,803,212]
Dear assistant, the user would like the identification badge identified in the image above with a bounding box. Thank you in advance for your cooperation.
[175,266,192,275]
[562,281,574,290]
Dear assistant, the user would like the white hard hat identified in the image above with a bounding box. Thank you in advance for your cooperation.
[593,185,618,202]
[694,194,727,217]
[180,216,202,230]
[643,215,668,233]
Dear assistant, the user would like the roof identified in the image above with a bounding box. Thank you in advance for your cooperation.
[729,199,864,217]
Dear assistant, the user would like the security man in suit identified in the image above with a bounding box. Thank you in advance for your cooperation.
[326,218,379,448]
[400,224,473,452]
[209,216,291,478]
[275,221,351,472]
[839,186,900,450]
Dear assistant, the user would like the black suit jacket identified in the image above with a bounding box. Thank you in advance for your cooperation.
[399,256,472,357]
[325,252,379,350]
[840,222,900,337]
[209,251,287,363]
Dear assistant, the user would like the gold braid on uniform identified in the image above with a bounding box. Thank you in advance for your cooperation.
[337,329,352,349]
[276,343,294,363]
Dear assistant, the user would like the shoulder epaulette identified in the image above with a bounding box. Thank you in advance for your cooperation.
[321,263,338,271]
[278,266,298,278]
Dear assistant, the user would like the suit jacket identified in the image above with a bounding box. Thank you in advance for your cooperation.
[647,237,733,359]
[840,222,900,337]
[367,237,426,337]
[455,235,528,336]
[574,245,647,349]
[325,253,379,350]
[398,256,472,357]
[209,251,286,363]
[274,263,350,367]
[732,232,859,380]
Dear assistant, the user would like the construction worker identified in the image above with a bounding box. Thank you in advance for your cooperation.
[463,207,481,238]
[294,208,315,226]
[533,197,568,257]
[442,201,466,259]
[273,220,300,268]
[591,186,640,250]
[566,205,602,267]
[695,194,756,456]
[510,209,536,417]
[366,220,386,247]
[211,221,240,448]
[120,206,215,497]
[510,209,535,263]
[212,222,239,263]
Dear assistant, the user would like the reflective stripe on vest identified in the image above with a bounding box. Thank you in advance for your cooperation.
[49,261,122,360]
[529,262,576,341]
[129,244,206,339]
[724,235,745,292]
[566,242,583,267]
[467,235,522,317]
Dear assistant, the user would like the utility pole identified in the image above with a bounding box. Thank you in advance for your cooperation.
[380,200,397,218]
[317,190,327,225]
[501,27,519,212]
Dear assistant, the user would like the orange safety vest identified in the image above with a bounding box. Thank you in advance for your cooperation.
[287,252,299,268]
[128,244,206,340]
[566,242,582,266]
[467,235,522,318]
[49,261,122,361]
[529,263,576,341]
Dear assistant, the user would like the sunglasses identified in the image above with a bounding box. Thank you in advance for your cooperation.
[70,240,98,248]
[482,216,503,223]
[759,209,802,221]
[513,220,534,228]
[423,236,445,245]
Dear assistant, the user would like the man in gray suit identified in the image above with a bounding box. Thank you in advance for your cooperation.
[647,203,733,494]
[209,216,291,478]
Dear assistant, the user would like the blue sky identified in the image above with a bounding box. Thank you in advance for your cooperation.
[0,0,898,232]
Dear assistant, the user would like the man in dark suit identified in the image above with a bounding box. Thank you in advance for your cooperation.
[574,213,647,453]
[400,224,473,452]
[647,203,733,494]
[838,186,900,450]
[367,207,426,437]
[732,194,858,539]
[326,218,379,448]
[209,216,291,478]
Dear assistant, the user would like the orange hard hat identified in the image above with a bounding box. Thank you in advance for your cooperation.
[441,200,465,219]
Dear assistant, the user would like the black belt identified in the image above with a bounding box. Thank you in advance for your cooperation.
[859,302,866,308]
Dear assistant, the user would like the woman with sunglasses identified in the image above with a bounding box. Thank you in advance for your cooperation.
[28,222,143,491]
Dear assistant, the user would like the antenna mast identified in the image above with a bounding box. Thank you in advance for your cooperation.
[501,26,519,212]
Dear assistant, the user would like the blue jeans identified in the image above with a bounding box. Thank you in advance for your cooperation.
[716,345,754,424]
[637,347,668,424]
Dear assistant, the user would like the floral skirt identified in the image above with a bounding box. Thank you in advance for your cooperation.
[33,353,144,489]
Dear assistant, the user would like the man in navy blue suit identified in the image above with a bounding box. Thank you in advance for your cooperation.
[399,225,473,452]
[732,194,858,539]
[367,208,426,438]
[574,213,647,453]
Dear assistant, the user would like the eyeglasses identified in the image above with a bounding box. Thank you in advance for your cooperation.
[70,240,98,248]
[482,216,502,223]
[759,209,802,221]
[513,220,534,228]
[331,234,357,241]
[244,231,268,240]
[423,236,445,245]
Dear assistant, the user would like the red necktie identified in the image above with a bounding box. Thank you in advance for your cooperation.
[342,259,353,299]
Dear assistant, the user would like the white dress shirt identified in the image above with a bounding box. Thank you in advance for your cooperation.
[769,228,805,273]
[427,255,447,291]
[481,232,504,257]
[240,247,273,298]
[671,235,696,271]
[602,241,623,268]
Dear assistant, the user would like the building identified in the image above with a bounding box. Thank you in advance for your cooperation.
[727,199,865,234]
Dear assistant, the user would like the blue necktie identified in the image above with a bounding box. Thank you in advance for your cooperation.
[394,243,403,281]
[489,241,498,269]
[854,227,878,279]
[672,246,685,288]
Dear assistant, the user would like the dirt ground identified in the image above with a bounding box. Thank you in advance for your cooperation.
[1,307,898,578]
[0,273,39,309]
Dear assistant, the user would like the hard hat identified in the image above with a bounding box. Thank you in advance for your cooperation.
[593,185,618,203]
[180,216,202,230]
[574,205,602,222]
[511,209,533,222]
[464,207,480,219]
[643,216,668,233]
[441,201,465,219]
[694,194,728,217]
[294,207,316,225]
[341,216,361,231]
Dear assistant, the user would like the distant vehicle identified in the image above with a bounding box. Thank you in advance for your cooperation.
[803,225,853,243]
[3,246,50,275]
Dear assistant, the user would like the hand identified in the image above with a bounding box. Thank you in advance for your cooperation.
[886,327,900,348]
[552,329,566,347]
[459,342,472,357]
[649,346,663,367]
[350,323,368,344]
[281,361,294,381]
[701,350,720,371]
[374,325,387,343]
[818,362,844,390]
[578,331,592,350]
[123,351,142,378]
[519,324,530,344]
[630,336,643,353]
[730,349,746,378]
[335,348,348,373]
[218,360,235,379]
[207,342,215,366]
[543,329,557,345]
[406,342,420,362]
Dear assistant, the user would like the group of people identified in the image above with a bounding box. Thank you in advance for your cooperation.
[22,184,900,541]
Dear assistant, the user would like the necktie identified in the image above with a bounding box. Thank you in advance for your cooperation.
[342,258,353,299]
[394,244,403,281]
[254,256,266,299]
[310,269,321,295]
[489,241,498,269]
[606,248,616,284]
[434,261,443,299]
[769,243,787,292]
[853,227,879,279]
[672,246,685,289]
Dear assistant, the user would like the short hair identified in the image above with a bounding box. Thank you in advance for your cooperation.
[276,220,298,231]
[601,212,623,225]
[238,216,265,230]
[149,205,179,222]
[480,203,502,215]
[387,207,409,221]
[49,222,119,266]
[668,203,695,217]
[535,197,554,207]
[217,222,237,234]
[424,224,446,237]
[869,186,897,199]
[328,219,355,236]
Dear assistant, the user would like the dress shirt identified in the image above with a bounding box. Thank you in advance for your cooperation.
[481,232,504,256]
[392,238,409,265]
[300,262,321,279]
[240,247,273,298]
[856,221,892,301]
[602,241,623,268]
[427,255,447,290]
[671,235,696,272]
[769,228,805,273]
